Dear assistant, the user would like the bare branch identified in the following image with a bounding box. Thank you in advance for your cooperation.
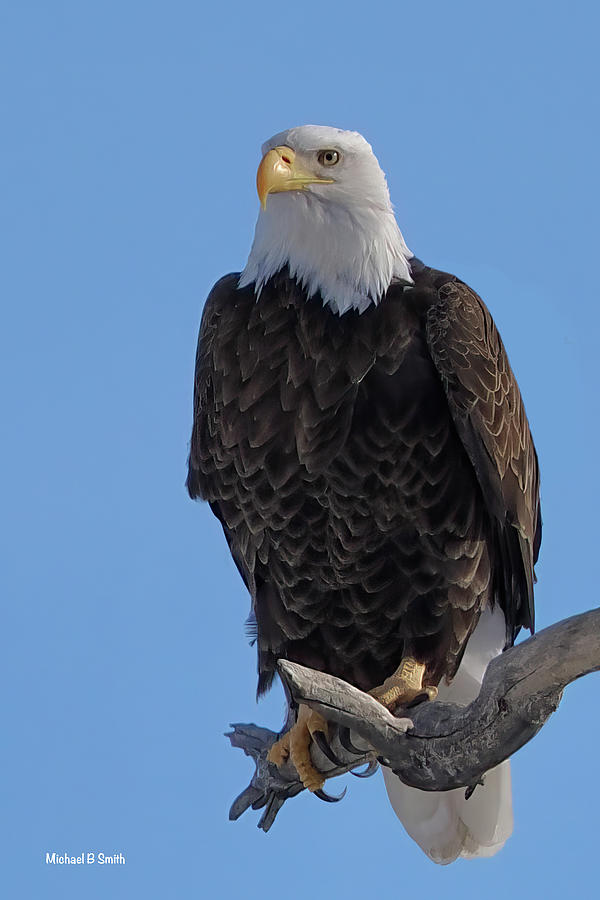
[227,608,600,831]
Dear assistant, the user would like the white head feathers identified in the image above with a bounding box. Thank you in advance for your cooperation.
[239,125,413,315]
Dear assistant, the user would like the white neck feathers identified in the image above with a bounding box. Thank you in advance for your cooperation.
[239,190,413,315]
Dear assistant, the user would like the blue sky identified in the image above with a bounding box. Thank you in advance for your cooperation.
[2,1,599,897]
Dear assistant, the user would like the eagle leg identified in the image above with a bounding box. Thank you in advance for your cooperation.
[267,704,329,793]
[369,657,438,710]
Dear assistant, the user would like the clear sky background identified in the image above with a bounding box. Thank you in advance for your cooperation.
[2,2,599,897]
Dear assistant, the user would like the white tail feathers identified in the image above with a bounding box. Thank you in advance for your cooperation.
[382,605,513,864]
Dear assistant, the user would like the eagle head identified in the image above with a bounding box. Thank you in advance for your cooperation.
[239,125,413,315]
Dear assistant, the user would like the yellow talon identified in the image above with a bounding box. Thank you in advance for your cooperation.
[267,732,290,767]
[267,704,329,792]
[369,657,438,710]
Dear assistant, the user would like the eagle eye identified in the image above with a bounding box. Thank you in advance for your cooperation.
[318,149,340,167]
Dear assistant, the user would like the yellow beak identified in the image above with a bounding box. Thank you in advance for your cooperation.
[256,145,334,209]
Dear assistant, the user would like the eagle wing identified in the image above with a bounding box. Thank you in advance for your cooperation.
[187,274,291,681]
[187,274,257,591]
[425,279,541,640]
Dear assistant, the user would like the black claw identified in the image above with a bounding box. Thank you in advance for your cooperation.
[338,726,364,755]
[465,777,485,800]
[312,730,344,767]
[314,786,347,803]
[406,691,430,709]
[351,760,379,779]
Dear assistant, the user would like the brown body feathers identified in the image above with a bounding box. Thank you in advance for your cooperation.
[187,261,541,695]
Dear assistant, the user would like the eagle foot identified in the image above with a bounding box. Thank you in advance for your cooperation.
[369,657,438,710]
[267,704,329,793]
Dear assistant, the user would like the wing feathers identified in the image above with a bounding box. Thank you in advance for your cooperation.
[425,279,541,638]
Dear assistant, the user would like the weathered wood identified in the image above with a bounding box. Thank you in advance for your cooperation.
[227,608,600,831]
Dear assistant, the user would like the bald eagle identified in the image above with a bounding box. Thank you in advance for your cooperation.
[187,126,541,864]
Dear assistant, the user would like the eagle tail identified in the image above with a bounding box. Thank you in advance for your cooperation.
[382,605,513,864]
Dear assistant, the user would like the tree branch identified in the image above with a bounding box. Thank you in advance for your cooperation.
[227,608,600,831]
